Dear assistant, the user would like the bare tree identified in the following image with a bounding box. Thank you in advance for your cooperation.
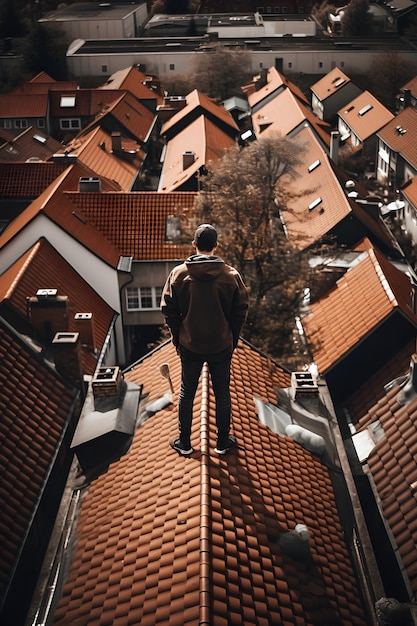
[341,0,373,36]
[189,43,253,101]
[195,133,315,365]
[369,51,417,111]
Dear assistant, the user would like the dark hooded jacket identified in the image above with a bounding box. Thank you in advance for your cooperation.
[161,254,249,355]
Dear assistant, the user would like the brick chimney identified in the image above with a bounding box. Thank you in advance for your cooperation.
[28,289,69,344]
[74,312,96,351]
[52,332,83,382]
[92,366,123,400]
[111,132,122,153]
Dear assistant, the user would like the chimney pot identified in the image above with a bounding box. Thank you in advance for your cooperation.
[92,366,123,400]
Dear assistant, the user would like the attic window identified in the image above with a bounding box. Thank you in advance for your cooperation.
[60,95,76,108]
[308,159,320,172]
[308,197,322,211]
[358,104,373,116]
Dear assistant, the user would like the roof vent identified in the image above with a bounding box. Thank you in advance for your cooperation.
[308,197,322,211]
[308,159,320,172]
[395,125,407,136]
[291,372,319,399]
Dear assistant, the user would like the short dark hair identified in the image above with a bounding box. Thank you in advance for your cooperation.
[194,224,217,251]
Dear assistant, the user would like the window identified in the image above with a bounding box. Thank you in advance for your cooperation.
[60,118,81,130]
[60,95,76,108]
[126,287,163,310]
[319,61,323,68]
[101,65,108,73]
[288,62,292,69]
[14,119,28,129]
[37,119,45,128]
[0,120,11,129]
[169,64,175,71]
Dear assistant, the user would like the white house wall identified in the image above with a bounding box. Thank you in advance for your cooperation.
[0,215,126,364]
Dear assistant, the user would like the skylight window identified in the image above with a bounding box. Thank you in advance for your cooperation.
[308,159,321,172]
[358,104,373,116]
[309,197,322,211]
[60,95,76,108]
[33,134,46,144]
[334,78,345,87]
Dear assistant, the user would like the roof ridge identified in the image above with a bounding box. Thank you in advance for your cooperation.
[368,247,398,306]
[199,363,211,625]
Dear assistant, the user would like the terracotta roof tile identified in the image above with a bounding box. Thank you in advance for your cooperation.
[338,90,394,141]
[0,319,78,603]
[278,126,351,248]
[68,190,198,259]
[98,66,163,105]
[158,116,236,192]
[53,341,367,625]
[303,241,417,374]
[310,67,355,101]
[161,89,239,137]
[60,127,141,190]
[0,94,48,118]
[0,127,62,163]
[0,238,116,374]
[377,106,417,168]
[245,66,309,108]
[48,88,122,117]
[92,91,157,143]
[353,376,417,596]
[0,162,67,197]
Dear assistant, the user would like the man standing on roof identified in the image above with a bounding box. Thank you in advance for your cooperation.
[161,223,249,456]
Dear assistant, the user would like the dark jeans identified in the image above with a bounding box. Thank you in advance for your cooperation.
[178,346,232,446]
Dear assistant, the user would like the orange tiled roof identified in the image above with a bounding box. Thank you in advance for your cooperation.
[53,340,367,625]
[158,116,236,192]
[59,127,142,190]
[246,66,309,108]
[378,106,417,168]
[0,162,68,197]
[354,372,417,597]
[0,318,79,605]
[310,67,354,101]
[0,166,122,269]
[90,91,157,144]
[48,88,122,117]
[99,66,164,105]
[68,191,198,259]
[252,87,330,147]
[0,127,62,163]
[161,89,239,137]
[303,242,417,374]
[0,238,116,374]
[338,91,394,142]
[401,175,417,208]
[278,126,351,249]
[11,80,79,96]
[0,94,48,118]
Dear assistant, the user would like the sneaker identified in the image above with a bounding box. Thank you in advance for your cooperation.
[170,438,193,456]
[214,435,237,455]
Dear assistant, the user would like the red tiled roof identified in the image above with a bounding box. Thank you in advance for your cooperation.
[303,241,417,374]
[252,87,330,148]
[48,88,122,117]
[161,89,239,137]
[0,127,62,163]
[0,238,116,374]
[91,91,157,144]
[246,66,309,107]
[378,106,417,169]
[354,371,417,597]
[338,91,394,142]
[401,175,417,208]
[0,319,79,603]
[11,80,79,96]
[0,162,68,197]
[68,191,198,259]
[58,127,142,191]
[278,126,351,249]
[0,94,48,118]
[310,68,355,101]
[0,166,122,269]
[98,66,163,104]
[158,116,236,192]
[53,340,367,625]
